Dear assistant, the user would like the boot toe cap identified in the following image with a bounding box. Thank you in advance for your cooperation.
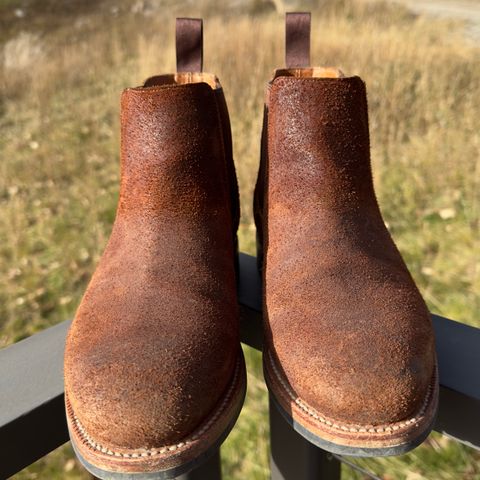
[271,323,436,427]
[64,324,236,450]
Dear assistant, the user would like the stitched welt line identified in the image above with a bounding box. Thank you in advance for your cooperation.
[268,351,433,434]
[68,358,240,458]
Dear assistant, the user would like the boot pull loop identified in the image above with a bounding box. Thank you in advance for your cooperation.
[176,18,203,73]
[285,12,311,69]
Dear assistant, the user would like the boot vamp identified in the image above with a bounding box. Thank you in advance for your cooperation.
[65,217,238,449]
[266,210,435,426]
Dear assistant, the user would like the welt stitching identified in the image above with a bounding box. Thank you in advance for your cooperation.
[68,357,240,458]
[268,351,433,434]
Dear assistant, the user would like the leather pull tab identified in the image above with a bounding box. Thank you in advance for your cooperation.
[285,12,311,68]
[176,18,203,72]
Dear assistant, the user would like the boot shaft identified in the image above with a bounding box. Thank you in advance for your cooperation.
[256,73,378,224]
[119,75,237,228]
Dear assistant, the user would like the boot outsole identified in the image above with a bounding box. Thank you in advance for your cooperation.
[67,351,246,480]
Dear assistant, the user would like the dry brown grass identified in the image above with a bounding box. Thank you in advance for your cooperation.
[1,0,479,478]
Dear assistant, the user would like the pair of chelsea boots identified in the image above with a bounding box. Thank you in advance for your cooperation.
[64,14,438,479]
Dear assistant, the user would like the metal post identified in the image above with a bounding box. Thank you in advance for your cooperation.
[269,395,341,480]
[90,449,222,480]
[176,449,222,480]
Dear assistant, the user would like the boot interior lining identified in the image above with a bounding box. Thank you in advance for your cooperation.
[140,69,344,91]
[273,67,345,80]
[142,73,220,90]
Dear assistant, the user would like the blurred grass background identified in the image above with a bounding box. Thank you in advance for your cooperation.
[0,0,479,478]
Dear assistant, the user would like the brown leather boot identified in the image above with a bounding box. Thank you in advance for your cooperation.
[254,13,438,456]
[64,19,246,478]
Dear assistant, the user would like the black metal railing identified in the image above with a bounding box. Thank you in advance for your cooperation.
[1,253,479,479]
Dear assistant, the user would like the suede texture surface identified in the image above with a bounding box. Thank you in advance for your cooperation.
[64,80,240,450]
[255,75,436,426]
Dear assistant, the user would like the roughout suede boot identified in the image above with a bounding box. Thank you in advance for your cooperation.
[64,18,246,479]
[254,13,438,456]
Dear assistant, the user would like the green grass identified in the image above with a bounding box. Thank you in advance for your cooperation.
[1,0,479,478]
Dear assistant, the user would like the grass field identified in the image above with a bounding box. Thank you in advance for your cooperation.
[1,0,479,478]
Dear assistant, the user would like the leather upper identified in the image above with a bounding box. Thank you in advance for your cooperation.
[64,80,239,449]
[255,75,436,425]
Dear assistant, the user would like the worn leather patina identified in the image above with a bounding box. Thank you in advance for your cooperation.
[255,71,438,450]
[64,73,245,473]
